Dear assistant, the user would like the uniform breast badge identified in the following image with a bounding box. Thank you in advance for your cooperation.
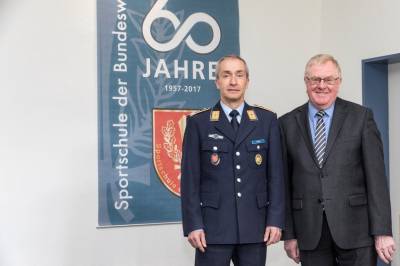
[211,153,220,166]
[255,154,263,165]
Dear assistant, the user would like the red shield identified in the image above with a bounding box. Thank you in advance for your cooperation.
[153,109,198,196]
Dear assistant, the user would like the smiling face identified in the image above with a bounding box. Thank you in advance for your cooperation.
[305,60,341,110]
[215,57,249,108]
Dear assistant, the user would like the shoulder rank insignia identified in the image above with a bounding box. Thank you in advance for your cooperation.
[210,110,220,121]
[247,109,258,121]
[190,108,210,117]
[254,104,274,113]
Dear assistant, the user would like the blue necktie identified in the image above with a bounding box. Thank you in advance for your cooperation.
[229,110,240,133]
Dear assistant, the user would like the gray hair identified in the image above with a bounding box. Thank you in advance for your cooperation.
[304,54,342,79]
[215,54,249,79]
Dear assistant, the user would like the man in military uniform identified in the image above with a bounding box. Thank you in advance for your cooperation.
[181,55,285,266]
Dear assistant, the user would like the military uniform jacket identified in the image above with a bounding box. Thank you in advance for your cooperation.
[280,98,392,250]
[181,102,285,244]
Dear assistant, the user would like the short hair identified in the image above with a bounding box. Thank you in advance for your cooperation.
[304,54,342,79]
[215,54,249,79]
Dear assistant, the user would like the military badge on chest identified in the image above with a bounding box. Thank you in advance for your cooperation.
[255,153,263,165]
[210,153,220,166]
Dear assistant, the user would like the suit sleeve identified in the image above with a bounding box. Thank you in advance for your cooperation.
[362,109,392,236]
[266,113,285,229]
[279,119,296,240]
[180,116,203,236]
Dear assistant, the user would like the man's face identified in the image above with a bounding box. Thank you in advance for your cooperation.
[305,61,341,110]
[215,58,249,106]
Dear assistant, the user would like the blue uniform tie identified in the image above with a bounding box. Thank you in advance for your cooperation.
[229,110,240,133]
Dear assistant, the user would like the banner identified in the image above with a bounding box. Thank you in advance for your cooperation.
[98,0,240,226]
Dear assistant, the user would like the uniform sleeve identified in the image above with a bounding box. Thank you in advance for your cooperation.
[362,109,392,236]
[266,113,285,229]
[180,116,204,236]
[279,118,296,240]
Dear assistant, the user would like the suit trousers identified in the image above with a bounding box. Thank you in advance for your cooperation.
[300,213,377,266]
[195,243,266,266]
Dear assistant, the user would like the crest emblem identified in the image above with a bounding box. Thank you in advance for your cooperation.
[255,153,263,165]
[210,153,220,165]
[153,109,198,196]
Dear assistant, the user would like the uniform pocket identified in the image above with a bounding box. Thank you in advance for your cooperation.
[246,142,267,169]
[200,192,220,209]
[201,140,229,152]
[201,140,229,168]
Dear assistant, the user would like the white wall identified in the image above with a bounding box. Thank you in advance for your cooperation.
[320,0,400,103]
[240,0,321,116]
[389,63,400,265]
[0,0,320,265]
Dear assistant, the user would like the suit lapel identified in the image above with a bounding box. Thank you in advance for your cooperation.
[295,103,320,167]
[235,103,256,147]
[323,98,348,165]
[212,102,236,143]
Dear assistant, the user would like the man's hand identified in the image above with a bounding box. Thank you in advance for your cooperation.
[188,230,207,253]
[375,235,396,264]
[284,239,300,264]
[264,226,282,246]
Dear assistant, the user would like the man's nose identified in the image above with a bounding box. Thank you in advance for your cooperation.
[318,79,328,88]
[230,75,237,85]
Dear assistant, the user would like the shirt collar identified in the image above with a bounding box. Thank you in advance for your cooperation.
[308,101,335,118]
[220,101,245,119]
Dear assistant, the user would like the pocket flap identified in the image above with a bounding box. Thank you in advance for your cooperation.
[256,192,269,208]
[200,192,220,209]
[246,142,267,151]
[348,194,367,206]
[201,140,228,152]
[292,199,303,210]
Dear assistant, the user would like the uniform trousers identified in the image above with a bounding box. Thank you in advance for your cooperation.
[195,243,266,266]
[300,213,377,266]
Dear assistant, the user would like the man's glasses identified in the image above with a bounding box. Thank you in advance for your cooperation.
[305,76,340,85]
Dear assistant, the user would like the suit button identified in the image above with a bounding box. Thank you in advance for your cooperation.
[236,165,241,170]
[318,198,325,210]
[213,146,218,151]
[237,192,242,197]
[200,202,203,206]
[257,145,260,150]
[236,151,240,156]
[236,178,241,183]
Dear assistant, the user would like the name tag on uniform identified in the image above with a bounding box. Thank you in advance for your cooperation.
[251,139,266,145]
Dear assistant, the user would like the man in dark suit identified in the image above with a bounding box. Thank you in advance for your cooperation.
[181,55,285,266]
[280,54,396,265]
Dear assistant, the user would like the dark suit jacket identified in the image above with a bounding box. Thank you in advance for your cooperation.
[280,97,392,250]
[181,102,285,244]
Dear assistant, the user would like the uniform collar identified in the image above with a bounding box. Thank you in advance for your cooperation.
[220,101,245,121]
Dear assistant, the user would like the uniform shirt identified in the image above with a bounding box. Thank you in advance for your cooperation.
[308,101,335,144]
[220,101,245,124]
